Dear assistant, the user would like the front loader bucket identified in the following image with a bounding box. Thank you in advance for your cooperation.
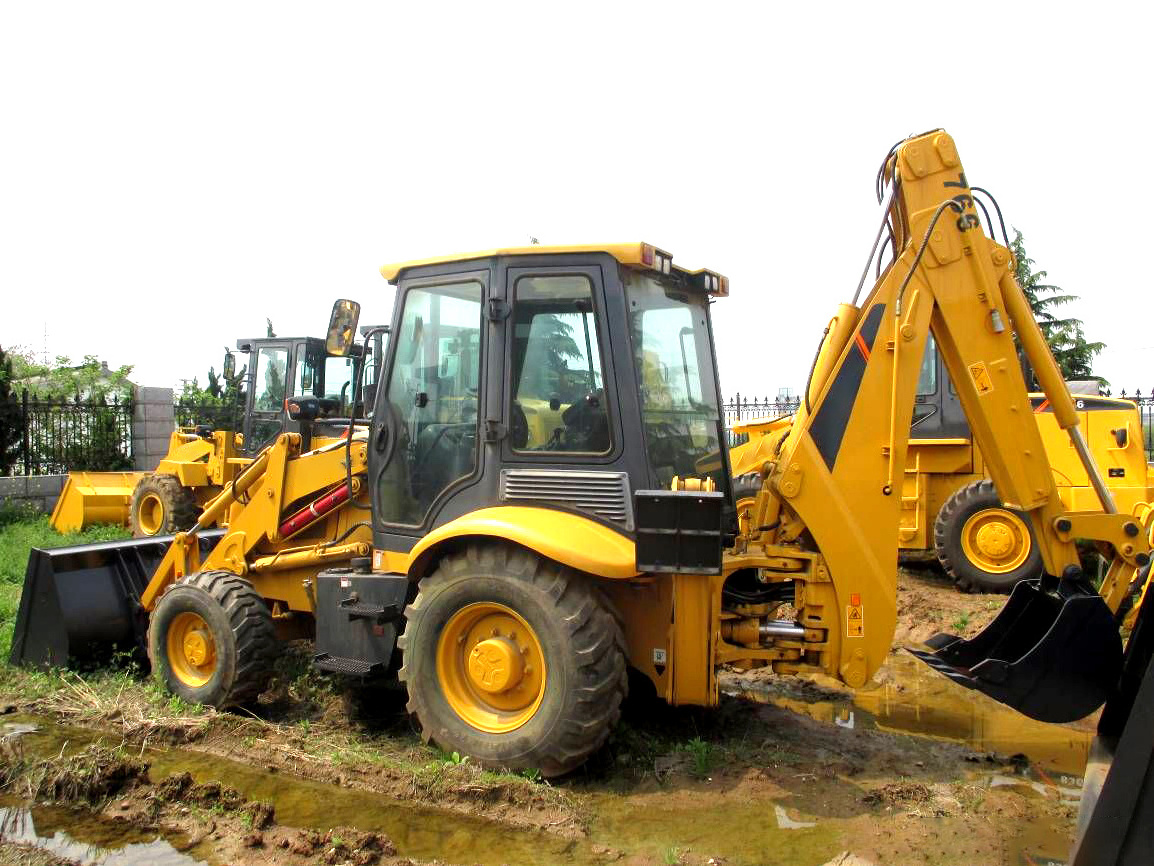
[9,529,224,670]
[49,471,147,533]
[908,578,1122,723]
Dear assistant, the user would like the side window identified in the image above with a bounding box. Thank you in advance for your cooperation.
[254,347,288,411]
[510,275,610,453]
[377,282,482,526]
[917,334,938,396]
[295,349,321,397]
[323,355,357,404]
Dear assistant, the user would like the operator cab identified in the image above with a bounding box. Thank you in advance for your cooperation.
[364,243,733,557]
[228,336,362,455]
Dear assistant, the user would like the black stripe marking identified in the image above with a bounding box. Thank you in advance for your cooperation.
[810,304,885,470]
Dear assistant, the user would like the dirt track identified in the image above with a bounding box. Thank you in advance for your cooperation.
[0,567,1086,866]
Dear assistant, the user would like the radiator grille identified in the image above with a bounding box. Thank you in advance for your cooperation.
[499,469,633,530]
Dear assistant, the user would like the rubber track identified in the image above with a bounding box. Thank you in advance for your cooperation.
[399,543,628,777]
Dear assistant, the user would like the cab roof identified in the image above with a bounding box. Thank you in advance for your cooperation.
[378,242,729,296]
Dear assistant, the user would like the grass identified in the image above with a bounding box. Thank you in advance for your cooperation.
[0,507,131,659]
[950,612,971,632]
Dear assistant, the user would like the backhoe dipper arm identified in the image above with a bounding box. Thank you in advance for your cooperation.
[754,130,1149,720]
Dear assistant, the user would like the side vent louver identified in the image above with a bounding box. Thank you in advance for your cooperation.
[499,470,633,530]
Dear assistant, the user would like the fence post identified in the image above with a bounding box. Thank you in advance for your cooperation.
[20,389,29,476]
[132,386,175,471]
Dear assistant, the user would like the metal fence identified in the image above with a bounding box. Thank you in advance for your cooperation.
[723,394,801,446]
[8,390,134,476]
[722,390,1154,461]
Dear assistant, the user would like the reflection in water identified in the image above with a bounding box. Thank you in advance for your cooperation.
[724,652,1094,781]
[0,804,202,866]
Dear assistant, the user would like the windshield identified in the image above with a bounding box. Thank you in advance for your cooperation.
[625,272,727,492]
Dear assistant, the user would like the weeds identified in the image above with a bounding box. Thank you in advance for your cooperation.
[951,612,971,632]
[682,737,713,777]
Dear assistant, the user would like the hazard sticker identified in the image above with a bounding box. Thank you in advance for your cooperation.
[847,602,864,637]
[969,362,994,394]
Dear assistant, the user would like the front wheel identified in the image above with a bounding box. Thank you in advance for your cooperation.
[933,480,1043,593]
[398,544,627,777]
[130,474,199,537]
[147,570,278,707]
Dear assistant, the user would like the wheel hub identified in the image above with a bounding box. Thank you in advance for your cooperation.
[468,637,524,693]
[436,603,546,734]
[139,493,165,535]
[961,507,1031,573]
[975,522,1013,558]
[166,611,217,687]
[182,630,210,667]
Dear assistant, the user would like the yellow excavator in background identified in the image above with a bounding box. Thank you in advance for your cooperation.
[731,365,1153,592]
[12,131,1154,864]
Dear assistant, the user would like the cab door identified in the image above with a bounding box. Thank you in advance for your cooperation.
[368,272,486,545]
[242,341,293,456]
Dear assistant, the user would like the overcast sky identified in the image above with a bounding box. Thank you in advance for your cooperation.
[2,3,1150,400]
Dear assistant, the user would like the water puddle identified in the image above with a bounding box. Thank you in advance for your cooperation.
[724,652,1094,782]
[6,714,600,866]
[0,802,201,865]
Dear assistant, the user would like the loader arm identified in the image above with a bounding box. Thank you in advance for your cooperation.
[139,430,372,614]
[738,130,1150,722]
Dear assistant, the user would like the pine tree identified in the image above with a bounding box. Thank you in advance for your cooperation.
[1011,229,1105,386]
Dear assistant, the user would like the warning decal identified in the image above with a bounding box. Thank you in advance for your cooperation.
[847,599,864,638]
[969,362,994,394]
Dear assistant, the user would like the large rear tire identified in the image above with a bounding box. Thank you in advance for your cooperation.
[934,479,1043,593]
[398,544,627,777]
[130,474,199,538]
[148,570,278,707]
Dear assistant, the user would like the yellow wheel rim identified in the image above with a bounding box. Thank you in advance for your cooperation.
[137,492,165,536]
[166,611,218,687]
[960,507,1032,574]
[436,602,547,734]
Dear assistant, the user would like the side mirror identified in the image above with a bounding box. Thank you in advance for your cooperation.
[326,299,361,356]
[223,350,236,380]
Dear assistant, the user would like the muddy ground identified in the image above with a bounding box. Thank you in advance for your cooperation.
[0,567,1087,866]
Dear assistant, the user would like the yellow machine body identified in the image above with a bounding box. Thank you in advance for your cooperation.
[49,471,148,533]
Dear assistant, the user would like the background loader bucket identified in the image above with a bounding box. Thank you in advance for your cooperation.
[908,578,1123,723]
[49,471,147,533]
[9,529,224,670]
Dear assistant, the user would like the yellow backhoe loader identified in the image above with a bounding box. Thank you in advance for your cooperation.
[12,131,1154,864]
[732,360,1153,591]
[50,333,365,537]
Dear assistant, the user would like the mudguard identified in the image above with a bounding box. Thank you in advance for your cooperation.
[9,530,224,669]
[909,578,1123,723]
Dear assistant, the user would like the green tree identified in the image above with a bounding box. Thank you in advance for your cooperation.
[1011,229,1105,385]
[0,345,24,475]
[7,348,133,400]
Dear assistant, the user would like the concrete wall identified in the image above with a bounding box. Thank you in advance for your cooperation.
[132,386,175,471]
[0,474,67,514]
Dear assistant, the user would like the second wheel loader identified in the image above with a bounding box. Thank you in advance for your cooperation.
[12,129,1154,863]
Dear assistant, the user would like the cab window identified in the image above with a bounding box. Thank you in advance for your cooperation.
[510,275,611,454]
[377,281,482,526]
[254,347,288,411]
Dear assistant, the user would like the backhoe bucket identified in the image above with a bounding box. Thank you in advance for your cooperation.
[908,578,1123,723]
[49,471,147,533]
[9,530,224,670]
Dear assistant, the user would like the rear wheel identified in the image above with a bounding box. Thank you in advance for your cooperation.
[934,480,1043,593]
[130,474,199,537]
[398,544,627,777]
[148,570,278,707]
